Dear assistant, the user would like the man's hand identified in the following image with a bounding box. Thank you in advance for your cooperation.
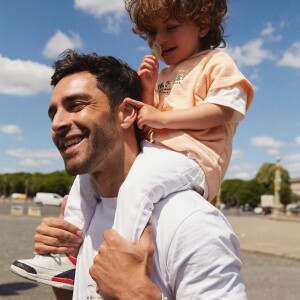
[89,222,162,300]
[34,195,83,254]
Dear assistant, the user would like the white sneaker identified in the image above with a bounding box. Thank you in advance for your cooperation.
[10,253,76,290]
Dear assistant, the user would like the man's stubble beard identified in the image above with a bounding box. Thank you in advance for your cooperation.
[64,120,119,176]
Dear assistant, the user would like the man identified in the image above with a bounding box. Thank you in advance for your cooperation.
[25,50,247,299]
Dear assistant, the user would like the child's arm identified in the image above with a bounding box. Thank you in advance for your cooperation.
[124,98,234,130]
[138,55,159,106]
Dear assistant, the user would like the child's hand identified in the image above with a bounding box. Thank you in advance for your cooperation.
[124,98,165,129]
[138,55,159,93]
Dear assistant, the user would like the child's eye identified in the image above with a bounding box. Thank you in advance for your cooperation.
[167,25,180,31]
[147,30,157,37]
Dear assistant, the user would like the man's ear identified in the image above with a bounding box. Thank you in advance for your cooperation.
[199,26,210,38]
[118,100,137,129]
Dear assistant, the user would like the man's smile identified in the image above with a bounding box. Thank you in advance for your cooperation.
[59,135,85,155]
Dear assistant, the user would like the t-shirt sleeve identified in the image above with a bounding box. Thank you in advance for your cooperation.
[195,51,254,112]
[205,86,247,122]
[167,208,247,299]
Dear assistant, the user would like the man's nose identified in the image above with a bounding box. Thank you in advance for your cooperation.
[51,109,71,134]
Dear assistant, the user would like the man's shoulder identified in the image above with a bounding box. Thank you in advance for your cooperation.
[152,190,233,239]
[154,190,223,221]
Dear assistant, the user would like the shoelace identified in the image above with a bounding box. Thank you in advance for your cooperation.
[32,252,59,257]
[32,253,63,264]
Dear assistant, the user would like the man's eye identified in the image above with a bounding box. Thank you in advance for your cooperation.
[71,102,84,111]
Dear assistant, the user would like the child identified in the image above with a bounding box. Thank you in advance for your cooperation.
[10,0,254,291]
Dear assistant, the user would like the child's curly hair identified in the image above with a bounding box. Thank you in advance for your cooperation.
[125,0,228,49]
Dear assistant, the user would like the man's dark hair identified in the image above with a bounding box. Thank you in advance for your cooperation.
[51,49,142,143]
[51,49,141,111]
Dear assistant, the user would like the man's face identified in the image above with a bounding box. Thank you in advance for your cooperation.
[48,71,119,175]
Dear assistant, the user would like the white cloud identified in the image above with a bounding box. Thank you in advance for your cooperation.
[74,0,124,17]
[226,39,275,67]
[279,20,288,29]
[227,163,256,180]
[103,15,123,35]
[260,23,281,42]
[7,148,60,160]
[18,158,53,167]
[0,125,22,135]
[0,167,16,174]
[137,46,149,52]
[278,42,300,69]
[267,148,280,156]
[231,149,243,161]
[260,23,275,36]
[74,0,125,34]
[0,54,53,96]
[0,124,23,140]
[251,136,286,148]
[296,136,300,146]
[286,163,300,173]
[232,172,251,180]
[247,69,260,81]
[230,163,256,173]
[284,153,300,162]
[43,30,83,59]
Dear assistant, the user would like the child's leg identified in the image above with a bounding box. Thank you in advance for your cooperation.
[9,174,99,290]
[113,141,208,242]
[64,173,98,236]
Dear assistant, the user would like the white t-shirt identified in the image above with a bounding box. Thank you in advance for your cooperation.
[73,190,246,300]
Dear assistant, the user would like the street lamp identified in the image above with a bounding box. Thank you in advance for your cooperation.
[273,157,283,216]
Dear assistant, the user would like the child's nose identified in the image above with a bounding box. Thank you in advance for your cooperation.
[155,31,167,44]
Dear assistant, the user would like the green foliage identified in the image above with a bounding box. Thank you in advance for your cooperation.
[280,183,292,207]
[255,163,292,206]
[239,179,265,207]
[220,179,244,206]
[0,171,75,198]
[221,178,265,207]
[291,193,300,203]
[220,162,293,207]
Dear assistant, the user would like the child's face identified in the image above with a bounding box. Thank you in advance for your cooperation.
[147,17,207,66]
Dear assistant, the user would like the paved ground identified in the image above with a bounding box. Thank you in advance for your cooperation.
[240,252,300,300]
[226,212,300,261]
[226,212,300,300]
[0,202,299,299]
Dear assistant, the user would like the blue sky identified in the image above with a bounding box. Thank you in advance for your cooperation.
[0,0,300,181]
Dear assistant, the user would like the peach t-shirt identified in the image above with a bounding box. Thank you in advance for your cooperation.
[149,49,254,201]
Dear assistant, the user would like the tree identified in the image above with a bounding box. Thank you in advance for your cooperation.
[255,163,292,206]
[239,179,265,207]
[0,171,74,198]
[221,178,265,207]
[220,179,244,207]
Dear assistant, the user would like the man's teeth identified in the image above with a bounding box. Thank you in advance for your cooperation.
[64,138,82,149]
